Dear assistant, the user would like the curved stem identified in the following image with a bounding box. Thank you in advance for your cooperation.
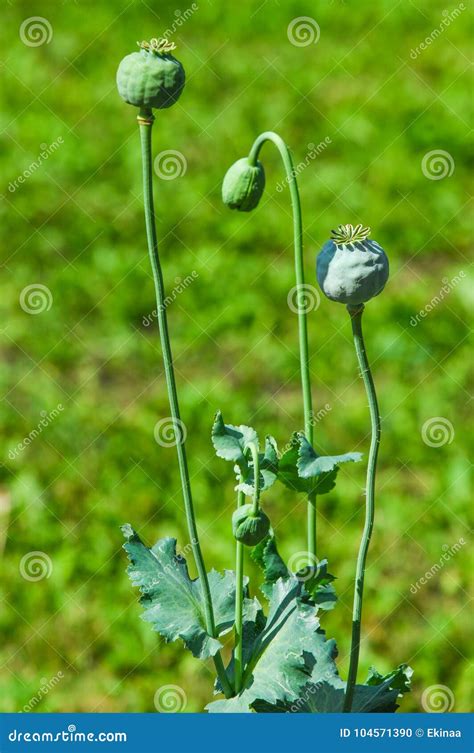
[343,305,380,712]
[234,487,245,694]
[246,441,261,515]
[248,132,316,557]
[138,109,232,699]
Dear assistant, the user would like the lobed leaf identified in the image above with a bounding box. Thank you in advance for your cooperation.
[207,576,338,712]
[211,410,258,466]
[297,434,362,478]
[122,524,260,660]
[278,434,338,495]
[251,534,289,598]
[273,663,413,713]
[252,535,337,609]
[278,433,361,496]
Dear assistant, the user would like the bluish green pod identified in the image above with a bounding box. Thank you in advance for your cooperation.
[116,38,185,110]
[232,504,270,547]
[317,224,389,306]
[222,158,265,212]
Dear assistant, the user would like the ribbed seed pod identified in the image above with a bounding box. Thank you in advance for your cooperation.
[316,224,389,306]
[116,38,185,110]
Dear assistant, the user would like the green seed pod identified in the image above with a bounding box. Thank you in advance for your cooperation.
[316,224,389,306]
[116,38,185,110]
[232,504,270,547]
[222,158,265,212]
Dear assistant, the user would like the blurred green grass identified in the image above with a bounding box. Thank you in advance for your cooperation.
[0,0,472,713]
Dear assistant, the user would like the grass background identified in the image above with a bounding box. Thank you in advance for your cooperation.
[0,0,472,713]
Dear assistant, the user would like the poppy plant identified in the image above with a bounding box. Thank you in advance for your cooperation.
[117,38,412,713]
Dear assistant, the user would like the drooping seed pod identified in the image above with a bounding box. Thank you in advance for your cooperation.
[316,224,389,306]
[232,504,270,547]
[222,158,266,212]
[116,38,185,110]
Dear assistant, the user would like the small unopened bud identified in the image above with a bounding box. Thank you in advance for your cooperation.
[222,158,265,212]
[232,504,270,547]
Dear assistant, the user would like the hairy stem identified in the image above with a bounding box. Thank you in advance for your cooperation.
[234,487,245,694]
[138,109,232,698]
[343,305,380,712]
[248,132,316,558]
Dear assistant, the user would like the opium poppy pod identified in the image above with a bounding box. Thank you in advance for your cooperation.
[222,158,266,212]
[116,38,185,110]
[232,504,270,547]
[317,224,389,306]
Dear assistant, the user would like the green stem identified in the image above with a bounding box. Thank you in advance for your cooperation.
[137,109,232,699]
[246,441,261,515]
[307,492,316,558]
[248,132,316,557]
[343,305,380,713]
[234,487,245,694]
